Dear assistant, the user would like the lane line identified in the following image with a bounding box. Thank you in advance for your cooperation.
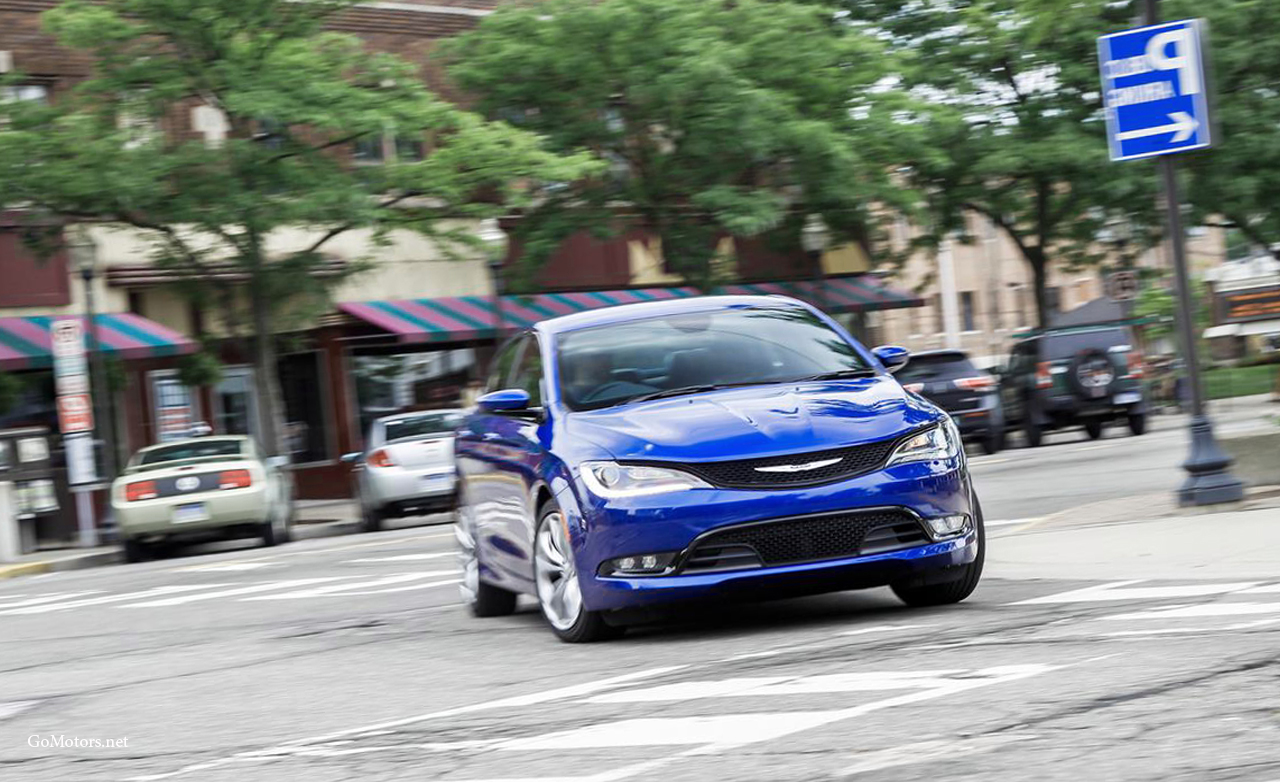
[346,553,456,564]
[0,585,233,615]
[1010,580,1260,605]
[0,591,103,609]
[242,572,460,600]
[985,518,1045,528]
[119,579,349,607]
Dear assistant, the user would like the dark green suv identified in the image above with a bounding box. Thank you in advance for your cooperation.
[998,326,1148,447]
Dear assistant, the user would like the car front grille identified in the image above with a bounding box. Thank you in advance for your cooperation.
[672,436,907,490]
[680,509,929,573]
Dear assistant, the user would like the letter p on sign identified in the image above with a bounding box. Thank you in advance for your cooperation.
[1146,28,1200,96]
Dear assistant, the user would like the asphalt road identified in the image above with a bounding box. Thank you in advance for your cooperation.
[2,503,1278,782]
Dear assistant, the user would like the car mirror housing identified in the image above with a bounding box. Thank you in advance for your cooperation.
[478,388,532,414]
[872,345,911,374]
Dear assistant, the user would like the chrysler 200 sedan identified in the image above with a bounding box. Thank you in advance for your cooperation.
[454,296,984,642]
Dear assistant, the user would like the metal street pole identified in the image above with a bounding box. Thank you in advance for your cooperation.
[81,265,118,517]
[1144,0,1244,506]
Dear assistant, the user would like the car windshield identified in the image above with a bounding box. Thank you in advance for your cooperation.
[556,306,873,411]
[1043,329,1131,360]
[896,353,980,383]
[136,439,243,468]
[384,411,464,443]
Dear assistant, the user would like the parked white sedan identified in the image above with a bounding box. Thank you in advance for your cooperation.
[111,436,294,562]
[343,409,464,531]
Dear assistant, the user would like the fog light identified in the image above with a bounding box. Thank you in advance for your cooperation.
[924,514,971,540]
[601,552,677,577]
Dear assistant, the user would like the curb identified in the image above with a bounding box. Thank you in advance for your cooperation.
[0,549,121,581]
[1027,485,1280,532]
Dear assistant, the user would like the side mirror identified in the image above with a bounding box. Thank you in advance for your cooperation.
[478,388,532,414]
[872,345,911,375]
[265,455,290,470]
[340,452,363,464]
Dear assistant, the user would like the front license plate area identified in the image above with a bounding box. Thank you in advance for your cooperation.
[173,503,209,524]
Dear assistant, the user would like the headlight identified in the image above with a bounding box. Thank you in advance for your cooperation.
[579,461,711,499]
[887,422,960,467]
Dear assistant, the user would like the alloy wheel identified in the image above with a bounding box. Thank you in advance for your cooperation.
[534,511,583,631]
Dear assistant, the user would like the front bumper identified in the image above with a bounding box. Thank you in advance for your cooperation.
[559,457,976,612]
[112,485,269,537]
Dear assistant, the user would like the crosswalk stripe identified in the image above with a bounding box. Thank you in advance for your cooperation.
[1102,602,1280,621]
[1011,580,1260,605]
[346,553,455,563]
[0,591,103,609]
[0,585,233,615]
[335,578,461,596]
[243,572,456,601]
[119,579,349,607]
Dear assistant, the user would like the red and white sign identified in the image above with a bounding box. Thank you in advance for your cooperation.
[57,394,95,434]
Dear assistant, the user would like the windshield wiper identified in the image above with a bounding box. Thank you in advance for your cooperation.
[796,368,878,382]
[627,382,762,405]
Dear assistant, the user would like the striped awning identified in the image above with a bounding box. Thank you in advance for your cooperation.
[0,314,197,370]
[339,276,922,344]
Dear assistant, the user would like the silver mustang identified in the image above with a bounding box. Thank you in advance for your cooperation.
[111,436,294,562]
[344,409,463,531]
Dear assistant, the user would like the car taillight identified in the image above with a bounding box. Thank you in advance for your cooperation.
[126,481,158,502]
[368,449,395,468]
[1125,351,1145,379]
[954,376,997,392]
[219,469,252,490]
[903,382,925,394]
[1035,362,1054,390]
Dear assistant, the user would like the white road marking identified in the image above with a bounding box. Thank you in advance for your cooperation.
[128,666,689,781]
[119,579,349,607]
[499,711,841,750]
[346,553,455,563]
[1238,583,1280,594]
[334,578,460,596]
[1011,580,1260,605]
[985,518,1045,528]
[969,458,1011,466]
[1070,444,1116,453]
[0,591,102,608]
[1100,618,1280,637]
[835,733,1036,777]
[0,585,233,615]
[242,572,455,600]
[1102,602,1280,621]
[585,670,967,704]
[836,623,929,637]
[173,562,278,573]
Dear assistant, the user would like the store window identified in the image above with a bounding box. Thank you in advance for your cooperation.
[353,348,477,442]
[150,371,201,442]
[214,368,258,438]
[960,291,977,332]
[279,352,330,464]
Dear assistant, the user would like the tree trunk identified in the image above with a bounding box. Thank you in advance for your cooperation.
[1028,246,1051,331]
[250,274,286,457]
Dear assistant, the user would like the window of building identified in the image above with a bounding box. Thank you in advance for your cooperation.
[353,129,426,165]
[279,352,331,464]
[1045,286,1062,314]
[149,370,201,443]
[354,348,479,442]
[960,291,977,332]
[933,294,944,334]
[214,367,258,439]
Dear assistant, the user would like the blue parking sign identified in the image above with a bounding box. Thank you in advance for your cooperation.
[1098,19,1212,162]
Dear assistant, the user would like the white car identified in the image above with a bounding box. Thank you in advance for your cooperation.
[344,409,464,531]
[111,436,294,562]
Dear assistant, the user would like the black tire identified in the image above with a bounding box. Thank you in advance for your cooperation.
[1128,411,1147,436]
[981,426,1004,455]
[891,499,986,607]
[534,501,624,643]
[122,538,151,563]
[1021,407,1043,448]
[362,505,384,533]
[1084,418,1104,440]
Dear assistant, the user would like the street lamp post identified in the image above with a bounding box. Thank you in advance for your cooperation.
[801,214,831,313]
[477,218,510,340]
[1143,0,1244,507]
[68,225,118,540]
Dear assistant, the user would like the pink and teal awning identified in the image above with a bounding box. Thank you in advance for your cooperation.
[339,276,921,344]
[0,314,197,370]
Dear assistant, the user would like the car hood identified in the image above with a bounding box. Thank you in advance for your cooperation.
[564,377,941,462]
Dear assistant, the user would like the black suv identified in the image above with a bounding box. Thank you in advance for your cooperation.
[896,350,1005,454]
[999,326,1148,447]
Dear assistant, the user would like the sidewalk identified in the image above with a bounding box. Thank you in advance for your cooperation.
[987,488,1280,581]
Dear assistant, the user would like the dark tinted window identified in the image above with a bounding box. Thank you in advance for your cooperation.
[896,353,980,383]
[511,336,545,405]
[556,306,871,411]
[1043,329,1131,360]
[139,439,243,466]
[384,411,465,443]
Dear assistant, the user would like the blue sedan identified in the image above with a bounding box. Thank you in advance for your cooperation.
[454,296,984,642]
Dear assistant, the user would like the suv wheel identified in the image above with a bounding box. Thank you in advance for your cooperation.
[1021,402,1043,448]
[1084,418,1104,440]
[981,427,1004,455]
[1128,411,1147,436]
[122,538,151,563]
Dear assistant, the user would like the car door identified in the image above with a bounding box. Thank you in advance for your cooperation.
[455,335,539,585]
[1000,342,1031,424]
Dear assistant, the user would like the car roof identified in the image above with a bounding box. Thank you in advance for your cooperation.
[534,295,815,336]
[375,409,464,424]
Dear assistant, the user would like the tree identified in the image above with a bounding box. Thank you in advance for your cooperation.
[838,0,1160,330]
[0,0,592,454]
[442,0,907,291]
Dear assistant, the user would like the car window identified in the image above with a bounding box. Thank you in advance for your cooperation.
[384,411,465,443]
[1043,329,1131,360]
[136,439,243,467]
[510,335,545,406]
[896,354,978,383]
[1008,342,1035,376]
[484,339,522,393]
[556,306,872,412]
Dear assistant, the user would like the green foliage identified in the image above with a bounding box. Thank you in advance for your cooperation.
[836,0,1160,328]
[178,348,224,389]
[0,0,593,451]
[443,0,906,290]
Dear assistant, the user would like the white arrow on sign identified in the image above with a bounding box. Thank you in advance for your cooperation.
[1116,111,1199,144]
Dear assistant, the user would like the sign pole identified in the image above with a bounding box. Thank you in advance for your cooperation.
[1143,0,1244,506]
